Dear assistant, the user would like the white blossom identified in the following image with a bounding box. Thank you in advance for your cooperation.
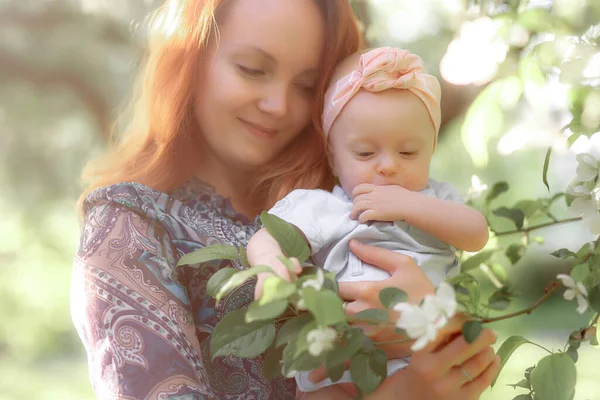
[575,153,600,182]
[557,274,589,314]
[393,282,458,351]
[566,150,600,235]
[302,269,325,291]
[306,327,337,356]
[467,175,488,199]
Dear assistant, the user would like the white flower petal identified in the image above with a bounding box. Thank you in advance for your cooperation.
[576,282,589,297]
[563,288,576,301]
[557,273,575,288]
[575,294,589,314]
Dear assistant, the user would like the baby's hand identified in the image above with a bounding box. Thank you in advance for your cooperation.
[254,256,301,300]
[351,183,409,223]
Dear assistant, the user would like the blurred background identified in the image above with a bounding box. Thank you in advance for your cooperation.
[0,0,598,398]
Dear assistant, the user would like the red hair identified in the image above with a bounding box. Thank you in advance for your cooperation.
[78,0,362,213]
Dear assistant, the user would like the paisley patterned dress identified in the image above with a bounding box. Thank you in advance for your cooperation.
[71,179,296,399]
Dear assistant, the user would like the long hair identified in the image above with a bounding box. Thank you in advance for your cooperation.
[78,0,362,213]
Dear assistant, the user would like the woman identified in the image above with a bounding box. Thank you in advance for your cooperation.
[72,0,499,398]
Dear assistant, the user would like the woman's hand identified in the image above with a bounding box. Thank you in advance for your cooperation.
[339,240,436,357]
[366,318,500,400]
[308,240,436,383]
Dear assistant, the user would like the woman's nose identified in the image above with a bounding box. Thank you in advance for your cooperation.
[258,85,288,117]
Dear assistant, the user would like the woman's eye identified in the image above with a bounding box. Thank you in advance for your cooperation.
[296,83,316,96]
[237,65,265,78]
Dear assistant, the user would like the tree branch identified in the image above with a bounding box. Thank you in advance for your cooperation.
[482,281,561,323]
[493,217,583,237]
[0,50,112,140]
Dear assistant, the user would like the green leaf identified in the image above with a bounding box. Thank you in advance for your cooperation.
[575,242,592,261]
[177,244,239,266]
[259,276,297,305]
[588,285,600,313]
[493,207,525,230]
[302,287,347,327]
[379,287,408,309]
[550,249,576,259]
[216,265,274,301]
[276,312,313,348]
[507,379,531,389]
[567,133,581,149]
[206,268,237,298]
[327,328,364,368]
[590,330,599,347]
[462,321,483,343]
[488,296,511,311]
[354,309,389,325]
[350,349,387,394]
[530,353,576,400]
[514,200,545,219]
[505,243,526,265]
[326,361,345,383]
[570,263,590,283]
[486,181,509,204]
[282,341,322,373]
[492,336,531,387]
[260,212,310,262]
[542,147,552,191]
[238,245,249,268]
[263,344,283,380]
[566,346,578,363]
[512,395,533,400]
[246,299,288,323]
[211,308,275,359]
[462,250,495,272]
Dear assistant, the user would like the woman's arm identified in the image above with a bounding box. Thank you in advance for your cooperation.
[352,184,489,252]
[72,206,210,399]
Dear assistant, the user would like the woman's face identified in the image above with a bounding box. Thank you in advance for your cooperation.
[195,0,325,173]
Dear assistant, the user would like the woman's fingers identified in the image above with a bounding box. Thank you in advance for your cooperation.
[349,240,407,275]
[438,347,498,392]
[436,328,497,371]
[462,353,501,400]
[337,280,372,302]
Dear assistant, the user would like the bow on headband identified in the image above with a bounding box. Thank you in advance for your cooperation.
[322,47,442,148]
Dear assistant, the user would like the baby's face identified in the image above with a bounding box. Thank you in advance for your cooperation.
[328,89,436,197]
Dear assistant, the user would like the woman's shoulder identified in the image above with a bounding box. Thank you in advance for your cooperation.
[80,180,258,258]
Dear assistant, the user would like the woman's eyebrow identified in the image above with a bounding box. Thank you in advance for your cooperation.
[234,45,276,63]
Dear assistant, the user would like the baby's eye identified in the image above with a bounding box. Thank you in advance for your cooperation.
[236,65,265,78]
[399,151,416,156]
[357,152,374,157]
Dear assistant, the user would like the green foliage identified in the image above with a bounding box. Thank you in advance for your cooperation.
[210,308,276,359]
[379,287,408,309]
[177,244,239,266]
[260,212,310,262]
[462,320,483,343]
[492,336,532,387]
[349,349,387,394]
[530,353,577,400]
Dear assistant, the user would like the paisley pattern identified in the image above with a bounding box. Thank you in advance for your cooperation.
[71,179,296,399]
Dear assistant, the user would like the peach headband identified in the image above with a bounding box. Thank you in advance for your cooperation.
[322,47,442,148]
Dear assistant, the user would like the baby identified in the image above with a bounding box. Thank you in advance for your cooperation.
[247,47,489,392]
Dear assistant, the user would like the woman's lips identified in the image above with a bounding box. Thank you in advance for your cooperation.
[239,118,278,139]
